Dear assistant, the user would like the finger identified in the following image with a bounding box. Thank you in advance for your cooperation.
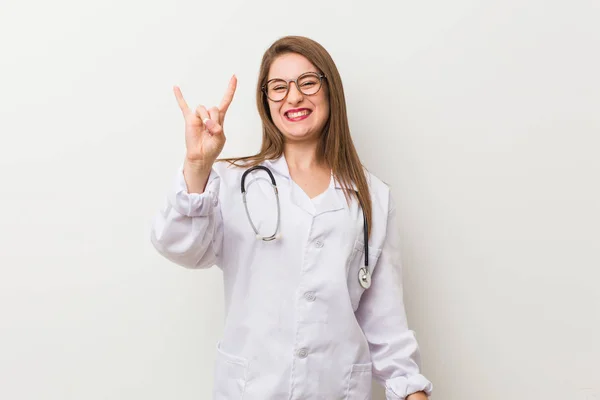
[194,105,210,129]
[207,106,220,125]
[206,106,223,135]
[173,86,190,114]
[204,118,223,136]
[218,74,237,119]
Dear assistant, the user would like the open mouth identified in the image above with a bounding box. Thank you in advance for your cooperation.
[284,109,312,122]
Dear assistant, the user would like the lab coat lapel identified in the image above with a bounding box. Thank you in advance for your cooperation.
[264,156,314,216]
[264,155,318,215]
[312,175,345,216]
[264,156,290,180]
[265,156,344,216]
[325,175,360,214]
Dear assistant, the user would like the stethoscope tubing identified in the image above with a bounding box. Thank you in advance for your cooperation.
[241,165,371,289]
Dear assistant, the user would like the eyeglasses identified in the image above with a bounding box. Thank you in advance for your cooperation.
[262,72,326,102]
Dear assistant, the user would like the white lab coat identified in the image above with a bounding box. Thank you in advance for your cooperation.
[150,155,433,400]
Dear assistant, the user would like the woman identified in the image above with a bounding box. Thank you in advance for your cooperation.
[151,35,433,400]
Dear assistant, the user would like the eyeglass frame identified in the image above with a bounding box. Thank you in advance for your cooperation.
[261,72,327,102]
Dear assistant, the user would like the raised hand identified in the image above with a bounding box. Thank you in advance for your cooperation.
[173,75,237,169]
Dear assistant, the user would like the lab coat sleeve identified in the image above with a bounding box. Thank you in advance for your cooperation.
[150,164,223,269]
[355,197,433,399]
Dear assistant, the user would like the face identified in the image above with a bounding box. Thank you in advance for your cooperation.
[266,53,330,143]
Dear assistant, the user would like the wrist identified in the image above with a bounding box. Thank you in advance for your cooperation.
[183,159,213,194]
[184,158,213,174]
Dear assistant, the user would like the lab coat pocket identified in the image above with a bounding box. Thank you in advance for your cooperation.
[348,240,382,311]
[345,362,373,400]
[213,341,248,400]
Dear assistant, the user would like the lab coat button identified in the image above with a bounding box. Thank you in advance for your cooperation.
[315,240,324,248]
[296,348,309,358]
[212,196,218,206]
[304,292,316,302]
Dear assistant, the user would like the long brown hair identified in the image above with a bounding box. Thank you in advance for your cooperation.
[221,35,372,236]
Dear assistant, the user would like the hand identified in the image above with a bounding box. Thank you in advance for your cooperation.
[406,391,429,400]
[173,75,237,169]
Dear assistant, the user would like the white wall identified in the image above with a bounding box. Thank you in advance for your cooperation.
[1,0,598,399]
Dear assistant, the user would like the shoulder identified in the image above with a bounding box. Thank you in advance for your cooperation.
[212,159,250,179]
[364,169,394,216]
[211,159,273,192]
[364,169,389,196]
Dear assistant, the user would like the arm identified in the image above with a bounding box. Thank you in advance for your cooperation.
[355,195,433,400]
[151,75,237,268]
[150,161,224,269]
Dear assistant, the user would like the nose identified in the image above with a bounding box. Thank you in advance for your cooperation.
[286,81,304,104]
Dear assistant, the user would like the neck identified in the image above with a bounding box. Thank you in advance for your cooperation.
[283,140,324,171]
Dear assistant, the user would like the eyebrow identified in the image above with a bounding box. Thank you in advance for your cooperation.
[267,71,319,81]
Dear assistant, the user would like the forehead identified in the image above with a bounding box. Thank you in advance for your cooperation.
[268,53,319,80]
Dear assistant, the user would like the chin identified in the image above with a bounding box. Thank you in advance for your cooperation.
[282,128,319,141]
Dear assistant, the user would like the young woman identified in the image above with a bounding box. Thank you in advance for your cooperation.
[151,35,433,400]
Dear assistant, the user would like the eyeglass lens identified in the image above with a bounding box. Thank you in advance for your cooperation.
[266,73,322,101]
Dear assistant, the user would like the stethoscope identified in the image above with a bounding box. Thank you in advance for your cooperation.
[241,165,372,289]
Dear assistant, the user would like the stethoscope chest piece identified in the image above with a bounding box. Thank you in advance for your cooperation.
[359,267,371,289]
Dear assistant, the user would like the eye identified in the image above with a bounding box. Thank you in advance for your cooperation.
[267,79,288,92]
[298,74,320,88]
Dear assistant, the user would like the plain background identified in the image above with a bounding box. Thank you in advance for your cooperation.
[1,0,599,399]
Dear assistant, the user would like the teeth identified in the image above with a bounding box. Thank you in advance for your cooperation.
[287,110,310,119]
